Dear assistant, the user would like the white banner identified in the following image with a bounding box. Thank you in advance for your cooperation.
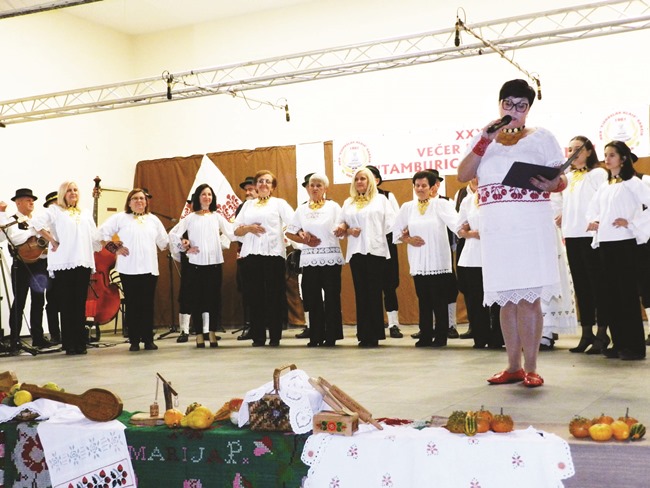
[333,106,648,184]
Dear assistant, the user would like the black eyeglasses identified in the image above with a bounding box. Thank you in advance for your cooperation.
[501,99,529,113]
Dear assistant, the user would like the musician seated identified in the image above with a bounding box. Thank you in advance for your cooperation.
[0,189,55,352]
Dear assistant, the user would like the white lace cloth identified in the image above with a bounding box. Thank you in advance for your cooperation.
[37,403,135,488]
[0,398,68,422]
[302,425,574,488]
[238,368,324,434]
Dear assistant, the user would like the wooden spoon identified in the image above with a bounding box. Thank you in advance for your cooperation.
[21,383,123,422]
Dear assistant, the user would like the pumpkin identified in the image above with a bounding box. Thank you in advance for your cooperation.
[618,408,638,428]
[464,411,477,437]
[592,413,614,425]
[610,420,630,441]
[491,408,514,433]
[476,406,493,430]
[629,423,646,441]
[163,408,184,428]
[445,410,467,434]
[588,423,613,442]
[569,416,592,439]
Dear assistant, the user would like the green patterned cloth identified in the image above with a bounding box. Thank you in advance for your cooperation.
[121,412,310,487]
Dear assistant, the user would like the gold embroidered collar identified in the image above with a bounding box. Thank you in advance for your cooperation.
[353,195,369,210]
[417,199,429,215]
[256,195,271,207]
[309,200,325,210]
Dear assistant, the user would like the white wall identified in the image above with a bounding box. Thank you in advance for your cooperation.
[0,0,648,334]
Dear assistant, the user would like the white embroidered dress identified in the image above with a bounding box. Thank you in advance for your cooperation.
[473,128,564,306]
[339,195,395,261]
[169,212,235,265]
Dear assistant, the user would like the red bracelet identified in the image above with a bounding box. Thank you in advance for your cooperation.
[472,136,491,157]
[551,177,567,193]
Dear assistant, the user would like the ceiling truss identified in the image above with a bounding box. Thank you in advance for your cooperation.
[1,0,649,125]
[0,0,102,20]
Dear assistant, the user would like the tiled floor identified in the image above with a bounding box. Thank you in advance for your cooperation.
[5,323,648,432]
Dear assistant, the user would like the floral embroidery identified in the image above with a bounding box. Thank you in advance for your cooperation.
[467,437,479,445]
[512,452,525,468]
[329,476,341,487]
[382,473,394,487]
[426,442,438,456]
[347,444,358,459]
[470,478,482,488]
[478,184,550,206]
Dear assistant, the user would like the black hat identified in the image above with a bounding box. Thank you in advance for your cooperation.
[43,191,57,208]
[11,188,38,202]
[301,173,315,188]
[239,176,256,189]
[426,169,444,182]
[365,165,382,185]
[142,188,153,199]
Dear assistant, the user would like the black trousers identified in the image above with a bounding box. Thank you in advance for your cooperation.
[120,273,158,344]
[457,266,491,346]
[9,258,47,345]
[382,235,399,312]
[565,237,602,327]
[302,265,343,343]
[637,240,650,308]
[45,275,60,340]
[598,239,645,356]
[187,264,222,330]
[242,255,286,343]
[54,266,91,353]
[413,273,452,344]
[350,254,387,343]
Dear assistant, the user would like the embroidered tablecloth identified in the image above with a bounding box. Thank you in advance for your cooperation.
[301,425,575,488]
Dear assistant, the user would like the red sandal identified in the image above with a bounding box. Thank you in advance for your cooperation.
[523,372,544,388]
[487,369,525,384]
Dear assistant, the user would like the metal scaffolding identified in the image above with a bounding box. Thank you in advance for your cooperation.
[1,0,649,125]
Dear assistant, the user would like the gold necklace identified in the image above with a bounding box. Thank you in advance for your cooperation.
[496,130,526,146]
[66,206,81,223]
[256,195,271,207]
[417,199,429,215]
[502,125,525,134]
[569,167,588,192]
[133,212,146,224]
[353,195,369,210]
[609,174,623,185]
[309,200,325,210]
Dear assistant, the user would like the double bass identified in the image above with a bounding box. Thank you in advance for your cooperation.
[85,177,121,326]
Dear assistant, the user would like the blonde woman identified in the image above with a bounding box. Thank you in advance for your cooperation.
[335,167,395,348]
[32,181,102,356]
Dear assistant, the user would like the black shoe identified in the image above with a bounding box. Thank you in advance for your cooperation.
[65,349,76,356]
[447,327,459,339]
[252,341,265,347]
[411,331,421,339]
[49,335,61,345]
[569,336,594,353]
[176,332,189,343]
[389,326,403,338]
[431,340,447,348]
[358,341,378,348]
[472,343,488,349]
[269,340,280,347]
[603,348,619,358]
[459,331,474,339]
[33,339,56,349]
[129,344,140,352]
[295,328,310,339]
[646,334,650,346]
[307,341,321,347]
[237,328,251,341]
[322,340,336,347]
[144,342,158,351]
[415,339,433,347]
[76,348,87,355]
[619,349,645,361]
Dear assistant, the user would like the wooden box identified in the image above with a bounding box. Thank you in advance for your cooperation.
[313,411,359,436]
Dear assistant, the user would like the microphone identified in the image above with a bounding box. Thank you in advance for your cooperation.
[166,74,173,100]
[454,21,460,47]
[486,115,512,134]
[284,104,290,122]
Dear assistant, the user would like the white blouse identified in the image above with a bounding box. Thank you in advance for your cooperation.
[169,212,235,266]
[339,194,395,261]
[100,212,169,275]
[456,187,482,268]
[286,200,344,267]
[560,167,608,238]
[234,197,295,258]
[0,211,35,247]
[587,176,650,245]
[31,205,101,275]
[392,195,458,275]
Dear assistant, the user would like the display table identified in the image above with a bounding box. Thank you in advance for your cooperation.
[302,425,574,487]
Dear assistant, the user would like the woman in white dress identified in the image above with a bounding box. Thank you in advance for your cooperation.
[393,170,457,347]
[335,167,395,348]
[556,136,609,353]
[31,181,102,356]
[234,170,294,347]
[458,79,566,387]
[170,183,234,348]
[586,141,650,360]
[286,173,344,347]
[100,189,169,352]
